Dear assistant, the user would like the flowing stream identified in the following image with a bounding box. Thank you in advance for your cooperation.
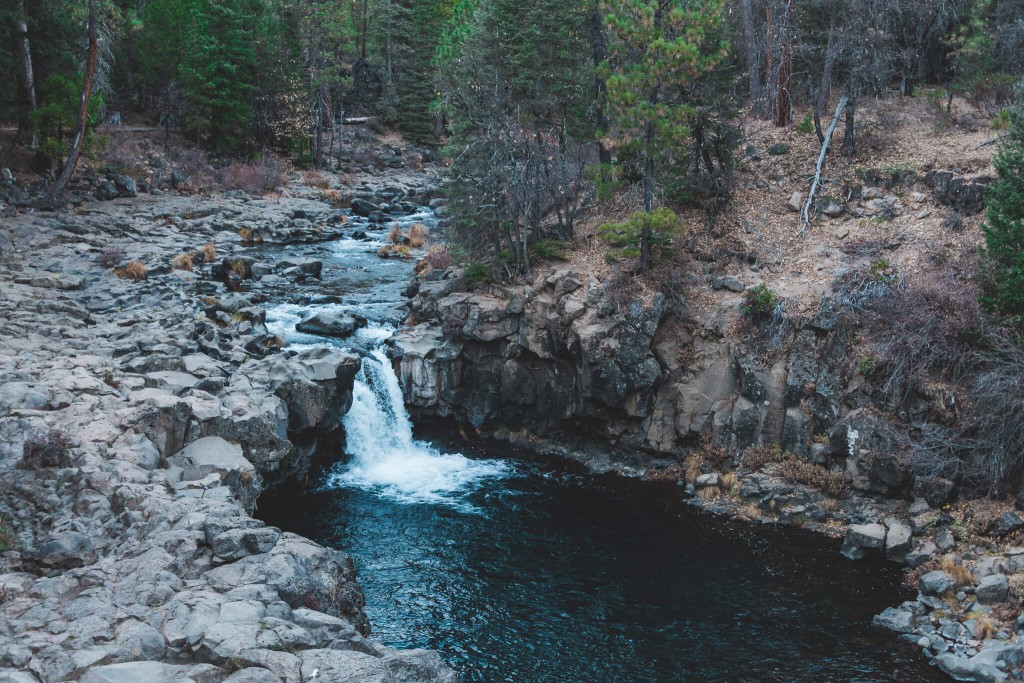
[257,200,945,682]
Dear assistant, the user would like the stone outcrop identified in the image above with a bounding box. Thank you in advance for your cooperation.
[0,190,454,682]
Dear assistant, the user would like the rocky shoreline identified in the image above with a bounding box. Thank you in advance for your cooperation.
[0,177,456,682]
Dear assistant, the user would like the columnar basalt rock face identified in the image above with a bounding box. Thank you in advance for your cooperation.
[0,194,455,683]
[398,268,901,485]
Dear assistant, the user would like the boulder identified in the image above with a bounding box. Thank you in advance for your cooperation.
[295,312,364,339]
[95,181,119,201]
[840,523,886,560]
[36,531,97,569]
[170,437,255,483]
[79,661,223,683]
[787,192,804,212]
[919,570,956,596]
[976,574,1009,604]
[111,174,137,198]
[990,512,1024,537]
[350,198,380,217]
[885,520,913,563]
[873,606,915,633]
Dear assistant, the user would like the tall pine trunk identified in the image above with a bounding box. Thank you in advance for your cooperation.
[15,6,37,148]
[47,0,97,204]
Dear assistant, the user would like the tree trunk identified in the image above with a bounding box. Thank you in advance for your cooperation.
[640,123,655,273]
[814,17,836,143]
[842,97,855,157]
[15,9,37,148]
[47,0,97,204]
[740,0,763,115]
[773,0,794,127]
[589,1,612,165]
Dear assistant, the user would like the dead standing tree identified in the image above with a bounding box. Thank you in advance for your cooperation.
[47,0,98,204]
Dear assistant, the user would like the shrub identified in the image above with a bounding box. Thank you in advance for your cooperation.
[994,108,1011,131]
[742,443,787,472]
[96,246,125,269]
[858,356,877,377]
[684,454,703,483]
[939,555,975,587]
[743,284,777,318]
[529,239,566,261]
[171,253,194,271]
[114,261,148,281]
[599,208,682,262]
[796,111,815,134]
[302,170,332,189]
[778,459,846,497]
[0,514,15,552]
[869,257,896,282]
[322,189,350,207]
[23,428,70,462]
[742,503,762,519]
[720,471,740,495]
[220,156,286,195]
[417,245,453,273]
[586,162,621,202]
[880,162,916,186]
[463,262,491,284]
[407,223,428,248]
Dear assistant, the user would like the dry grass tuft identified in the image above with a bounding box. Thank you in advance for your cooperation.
[778,458,846,497]
[303,170,332,189]
[322,188,350,207]
[742,503,762,519]
[229,260,247,279]
[407,223,428,248]
[821,497,841,513]
[967,611,998,641]
[114,261,148,281]
[202,242,217,262]
[387,224,404,245]
[938,555,975,587]
[697,486,722,503]
[171,253,194,271]
[684,454,704,484]
[1008,573,1024,604]
[720,471,740,495]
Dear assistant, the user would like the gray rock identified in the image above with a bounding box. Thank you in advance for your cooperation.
[211,527,282,561]
[695,473,720,487]
[295,312,364,339]
[990,512,1024,537]
[975,574,1009,604]
[36,530,97,569]
[885,521,913,563]
[95,181,119,201]
[111,175,137,198]
[840,523,886,560]
[787,192,804,212]
[936,641,1024,683]
[223,669,282,683]
[873,606,915,633]
[920,570,956,596]
[350,198,380,217]
[79,661,224,683]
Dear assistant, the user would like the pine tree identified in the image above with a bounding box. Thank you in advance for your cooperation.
[600,0,728,271]
[981,88,1024,329]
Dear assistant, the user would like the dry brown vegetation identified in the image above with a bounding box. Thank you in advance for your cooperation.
[202,242,217,262]
[171,253,194,271]
[407,223,428,248]
[416,245,454,274]
[114,261,147,281]
[778,459,845,497]
[302,170,332,189]
[220,156,286,195]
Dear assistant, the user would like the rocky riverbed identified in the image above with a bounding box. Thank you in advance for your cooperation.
[0,174,457,682]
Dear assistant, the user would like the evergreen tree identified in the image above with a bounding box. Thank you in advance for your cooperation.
[981,86,1024,329]
[600,0,728,271]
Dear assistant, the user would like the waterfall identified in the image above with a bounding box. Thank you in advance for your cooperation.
[326,348,507,509]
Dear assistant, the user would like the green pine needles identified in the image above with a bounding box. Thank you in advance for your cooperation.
[980,85,1024,330]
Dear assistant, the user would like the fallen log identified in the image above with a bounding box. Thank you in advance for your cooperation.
[802,95,848,236]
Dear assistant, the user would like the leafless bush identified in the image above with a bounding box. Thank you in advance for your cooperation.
[838,237,890,258]
[864,271,986,407]
[302,170,332,189]
[416,245,453,273]
[220,156,286,195]
[833,264,900,311]
[96,245,125,269]
[176,148,210,179]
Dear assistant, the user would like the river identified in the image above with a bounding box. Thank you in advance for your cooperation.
[255,200,945,682]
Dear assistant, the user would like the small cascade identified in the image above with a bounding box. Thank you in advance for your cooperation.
[326,348,507,509]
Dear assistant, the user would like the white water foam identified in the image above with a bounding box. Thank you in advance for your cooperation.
[327,349,507,510]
